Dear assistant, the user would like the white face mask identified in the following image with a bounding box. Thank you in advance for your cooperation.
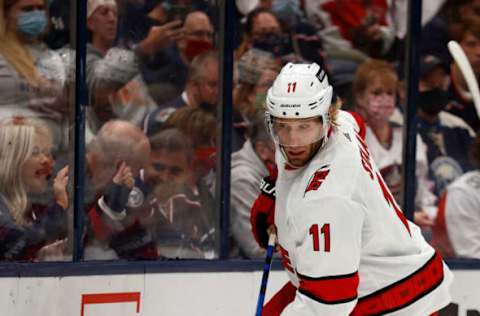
[363,94,395,126]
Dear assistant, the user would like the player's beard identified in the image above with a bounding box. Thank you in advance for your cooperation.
[283,140,323,168]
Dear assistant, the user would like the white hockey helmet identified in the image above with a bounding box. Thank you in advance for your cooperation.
[266,62,333,120]
[265,63,333,148]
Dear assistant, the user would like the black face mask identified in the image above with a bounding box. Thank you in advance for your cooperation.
[252,32,293,57]
[417,89,449,116]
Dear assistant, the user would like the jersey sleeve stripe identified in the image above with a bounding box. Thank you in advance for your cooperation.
[297,271,359,304]
[351,252,444,315]
[347,111,366,140]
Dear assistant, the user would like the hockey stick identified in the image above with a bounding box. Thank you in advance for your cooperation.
[448,40,480,118]
[255,232,277,316]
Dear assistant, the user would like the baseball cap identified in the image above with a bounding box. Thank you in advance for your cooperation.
[87,0,117,18]
[420,55,448,78]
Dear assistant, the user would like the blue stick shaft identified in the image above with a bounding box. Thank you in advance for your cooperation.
[255,233,276,316]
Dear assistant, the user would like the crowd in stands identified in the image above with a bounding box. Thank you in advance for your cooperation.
[0,0,479,262]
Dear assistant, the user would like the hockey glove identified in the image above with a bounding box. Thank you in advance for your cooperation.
[251,176,276,249]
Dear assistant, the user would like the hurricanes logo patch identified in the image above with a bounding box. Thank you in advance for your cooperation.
[305,165,330,194]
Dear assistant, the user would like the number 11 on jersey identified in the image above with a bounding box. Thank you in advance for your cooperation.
[309,223,331,252]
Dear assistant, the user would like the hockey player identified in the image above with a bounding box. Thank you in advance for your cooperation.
[432,134,480,259]
[251,63,453,315]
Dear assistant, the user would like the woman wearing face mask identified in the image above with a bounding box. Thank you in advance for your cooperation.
[0,117,69,261]
[354,59,438,229]
[0,0,68,119]
[0,0,72,164]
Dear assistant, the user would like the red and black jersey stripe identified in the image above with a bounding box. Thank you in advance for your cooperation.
[298,271,359,304]
[351,252,444,316]
[347,111,367,140]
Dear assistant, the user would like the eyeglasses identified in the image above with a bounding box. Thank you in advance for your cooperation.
[152,163,184,177]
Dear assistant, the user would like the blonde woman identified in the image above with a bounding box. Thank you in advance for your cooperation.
[0,0,67,132]
[0,117,69,261]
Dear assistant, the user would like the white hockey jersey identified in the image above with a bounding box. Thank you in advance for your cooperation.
[364,125,437,212]
[433,170,480,259]
[274,111,453,316]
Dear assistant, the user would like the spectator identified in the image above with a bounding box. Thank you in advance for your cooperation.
[86,0,182,132]
[144,50,219,136]
[163,106,218,182]
[304,0,388,57]
[303,1,372,106]
[419,55,450,92]
[353,59,437,228]
[447,17,480,131]
[421,0,480,63]
[237,7,326,70]
[235,48,280,120]
[432,134,480,259]
[237,8,297,61]
[0,117,69,261]
[0,0,68,148]
[84,120,159,260]
[271,1,328,67]
[142,10,215,104]
[417,55,476,196]
[230,113,275,258]
[177,10,214,63]
[305,0,444,61]
[145,128,216,259]
[163,107,216,148]
[145,50,247,151]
